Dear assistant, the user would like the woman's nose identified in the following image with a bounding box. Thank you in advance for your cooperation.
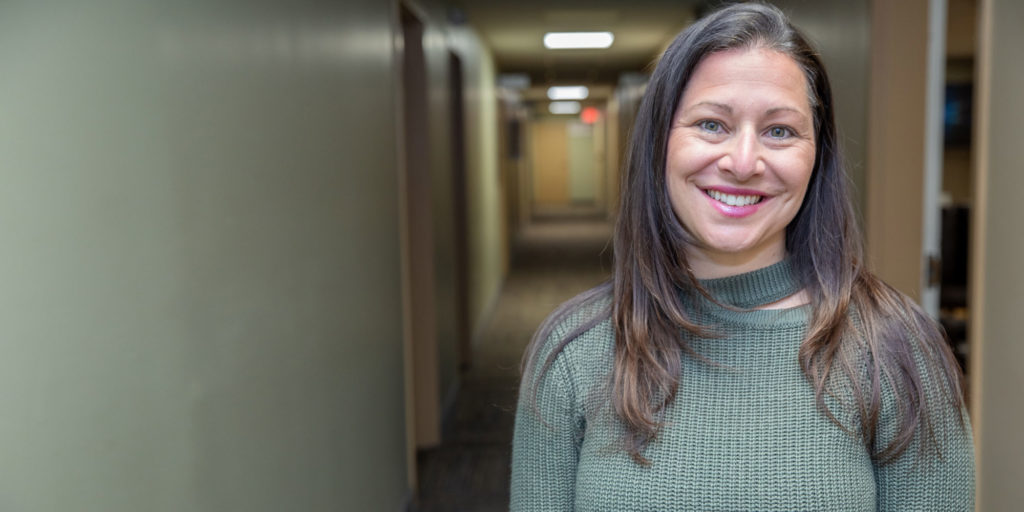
[717,128,765,180]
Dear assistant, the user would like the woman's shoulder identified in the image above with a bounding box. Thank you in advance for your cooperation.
[844,270,965,404]
[849,273,945,344]
[524,283,616,384]
[548,285,613,338]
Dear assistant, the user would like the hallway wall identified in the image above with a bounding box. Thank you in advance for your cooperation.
[447,27,508,347]
[403,1,509,443]
[0,0,408,510]
[419,10,461,426]
[971,0,1024,507]
[399,0,508,451]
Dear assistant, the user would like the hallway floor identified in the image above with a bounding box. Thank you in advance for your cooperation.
[416,217,613,511]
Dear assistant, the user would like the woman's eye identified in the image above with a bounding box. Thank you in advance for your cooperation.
[698,120,722,132]
[768,126,792,138]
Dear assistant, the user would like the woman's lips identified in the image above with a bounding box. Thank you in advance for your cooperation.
[702,187,768,218]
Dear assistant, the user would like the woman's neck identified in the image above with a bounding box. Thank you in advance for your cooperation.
[686,246,788,279]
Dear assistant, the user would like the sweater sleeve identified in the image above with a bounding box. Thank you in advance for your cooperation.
[510,349,584,511]
[872,349,975,511]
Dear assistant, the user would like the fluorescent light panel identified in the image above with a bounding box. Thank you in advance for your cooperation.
[547,86,589,101]
[549,101,582,115]
[543,32,614,49]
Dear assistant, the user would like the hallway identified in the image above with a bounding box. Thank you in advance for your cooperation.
[416,218,613,511]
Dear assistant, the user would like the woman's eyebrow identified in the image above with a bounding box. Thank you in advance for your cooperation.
[686,101,732,114]
[686,102,807,118]
[765,106,807,117]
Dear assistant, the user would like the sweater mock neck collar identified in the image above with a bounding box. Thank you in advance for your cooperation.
[695,258,801,309]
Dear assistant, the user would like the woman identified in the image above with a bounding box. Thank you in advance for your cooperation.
[511,3,974,511]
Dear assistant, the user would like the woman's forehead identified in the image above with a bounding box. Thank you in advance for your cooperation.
[676,48,813,116]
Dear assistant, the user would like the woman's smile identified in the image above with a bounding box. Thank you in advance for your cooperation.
[701,186,770,218]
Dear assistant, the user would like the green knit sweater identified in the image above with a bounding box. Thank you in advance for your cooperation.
[511,261,974,511]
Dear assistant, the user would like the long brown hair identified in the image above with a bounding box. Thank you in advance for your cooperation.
[521,2,966,465]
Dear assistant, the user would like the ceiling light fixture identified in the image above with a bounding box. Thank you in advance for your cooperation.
[549,101,582,115]
[543,32,614,50]
[547,86,589,101]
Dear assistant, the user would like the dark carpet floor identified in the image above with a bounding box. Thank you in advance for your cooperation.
[415,217,613,512]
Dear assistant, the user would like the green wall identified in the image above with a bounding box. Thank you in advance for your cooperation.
[0,0,408,509]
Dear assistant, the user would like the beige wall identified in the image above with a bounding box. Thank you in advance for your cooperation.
[0,0,408,509]
[971,0,1024,508]
[865,0,931,301]
[531,119,571,206]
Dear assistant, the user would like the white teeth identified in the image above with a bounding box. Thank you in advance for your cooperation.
[706,189,763,207]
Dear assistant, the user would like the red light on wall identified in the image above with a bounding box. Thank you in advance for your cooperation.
[580,106,600,124]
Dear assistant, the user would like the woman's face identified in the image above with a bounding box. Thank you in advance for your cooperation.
[665,47,816,277]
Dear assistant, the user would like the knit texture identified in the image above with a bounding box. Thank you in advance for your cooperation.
[511,260,974,511]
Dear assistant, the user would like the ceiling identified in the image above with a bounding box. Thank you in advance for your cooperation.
[452,0,702,88]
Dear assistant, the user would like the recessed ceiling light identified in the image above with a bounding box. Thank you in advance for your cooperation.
[547,86,589,101]
[543,32,614,50]
[549,101,582,115]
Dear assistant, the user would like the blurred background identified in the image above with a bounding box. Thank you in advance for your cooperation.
[0,0,1019,510]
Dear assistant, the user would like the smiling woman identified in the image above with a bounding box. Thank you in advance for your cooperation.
[511,2,974,511]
